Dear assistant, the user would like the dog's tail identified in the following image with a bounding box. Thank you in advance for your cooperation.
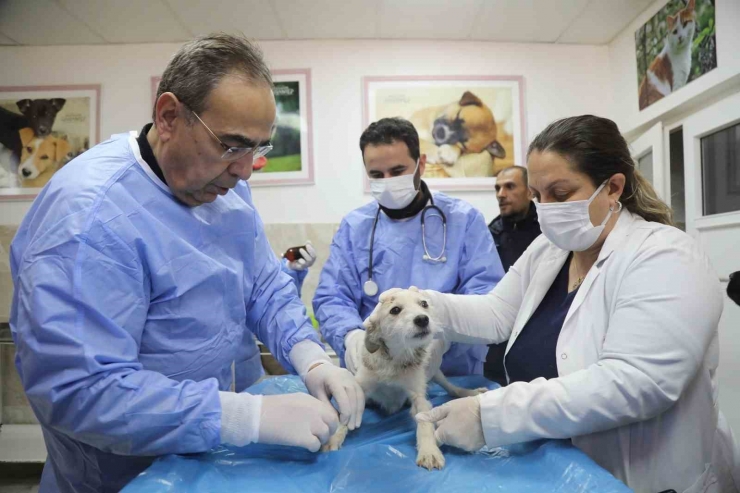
[432,371,488,399]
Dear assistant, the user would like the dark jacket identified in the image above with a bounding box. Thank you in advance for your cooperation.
[484,201,541,384]
[488,201,541,272]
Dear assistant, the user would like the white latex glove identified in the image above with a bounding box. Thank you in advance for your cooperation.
[285,241,317,271]
[305,362,365,431]
[415,394,486,452]
[219,391,338,452]
[343,329,364,375]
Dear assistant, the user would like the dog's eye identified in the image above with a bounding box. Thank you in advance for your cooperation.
[420,300,428,308]
[26,146,33,153]
[40,154,50,160]
[389,306,402,315]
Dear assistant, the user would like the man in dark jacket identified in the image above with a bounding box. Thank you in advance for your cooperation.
[485,166,541,384]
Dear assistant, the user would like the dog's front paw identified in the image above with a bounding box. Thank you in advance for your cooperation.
[438,145,461,165]
[320,436,343,452]
[416,445,445,470]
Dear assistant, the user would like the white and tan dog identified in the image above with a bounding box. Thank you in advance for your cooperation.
[18,128,72,188]
[321,287,486,469]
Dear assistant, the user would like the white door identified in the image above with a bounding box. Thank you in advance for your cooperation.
[629,122,667,201]
[683,89,740,434]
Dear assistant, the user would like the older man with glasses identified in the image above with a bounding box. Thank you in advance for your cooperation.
[9,34,363,493]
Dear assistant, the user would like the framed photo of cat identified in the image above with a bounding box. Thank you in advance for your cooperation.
[635,0,717,111]
[363,75,526,191]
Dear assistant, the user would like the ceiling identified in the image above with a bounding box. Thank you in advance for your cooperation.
[0,0,654,46]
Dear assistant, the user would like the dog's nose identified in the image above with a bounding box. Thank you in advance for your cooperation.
[414,315,429,328]
[21,168,32,177]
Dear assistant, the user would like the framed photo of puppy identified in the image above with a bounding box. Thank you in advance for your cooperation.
[363,75,526,191]
[0,84,100,200]
[151,69,314,187]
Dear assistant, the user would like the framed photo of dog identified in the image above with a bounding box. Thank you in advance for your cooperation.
[151,69,314,187]
[363,75,526,191]
[0,84,100,200]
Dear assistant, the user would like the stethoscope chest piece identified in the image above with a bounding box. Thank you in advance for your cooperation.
[363,279,379,297]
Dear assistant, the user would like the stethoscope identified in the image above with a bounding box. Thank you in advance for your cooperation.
[363,198,448,297]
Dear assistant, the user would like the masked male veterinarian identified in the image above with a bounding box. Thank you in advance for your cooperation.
[314,117,505,377]
[9,34,363,493]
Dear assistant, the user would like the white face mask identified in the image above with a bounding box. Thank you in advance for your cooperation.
[368,160,419,210]
[535,181,616,252]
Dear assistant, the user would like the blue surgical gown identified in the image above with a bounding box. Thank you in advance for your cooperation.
[234,261,306,392]
[9,132,321,493]
[313,195,504,375]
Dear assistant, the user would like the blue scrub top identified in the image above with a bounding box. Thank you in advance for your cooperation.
[314,195,505,376]
[9,132,320,492]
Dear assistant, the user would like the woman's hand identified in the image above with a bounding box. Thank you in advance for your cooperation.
[415,395,486,452]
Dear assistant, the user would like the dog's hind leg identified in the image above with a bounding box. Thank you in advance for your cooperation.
[432,371,488,398]
[320,423,349,452]
[409,391,445,470]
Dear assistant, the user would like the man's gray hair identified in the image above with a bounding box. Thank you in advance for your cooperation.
[153,33,273,120]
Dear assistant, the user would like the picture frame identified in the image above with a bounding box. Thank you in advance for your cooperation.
[635,0,717,111]
[363,75,526,192]
[0,84,101,200]
[151,69,314,187]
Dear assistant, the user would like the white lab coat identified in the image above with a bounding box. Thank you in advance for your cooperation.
[429,210,739,493]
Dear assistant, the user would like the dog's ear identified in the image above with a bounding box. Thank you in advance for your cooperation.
[408,286,420,293]
[487,140,506,159]
[50,99,66,113]
[54,138,71,163]
[459,91,483,107]
[16,100,32,115]
[15,99,31,115]
[19,128,35,146]
[363,302,384,354]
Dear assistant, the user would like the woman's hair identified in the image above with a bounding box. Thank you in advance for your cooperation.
[528,115,674,226]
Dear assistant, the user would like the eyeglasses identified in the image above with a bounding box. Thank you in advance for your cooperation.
[190,109,273,162]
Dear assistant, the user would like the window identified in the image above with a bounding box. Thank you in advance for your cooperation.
[702,123,740,216]
[637,151,654,184]
[670,129,686,231]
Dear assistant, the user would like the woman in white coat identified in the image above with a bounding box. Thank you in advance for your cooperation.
[413,116,739,493]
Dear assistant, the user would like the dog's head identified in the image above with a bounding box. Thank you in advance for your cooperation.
[363,286,437,356]
[432,91,505,160]
[16,98,66,137]
[18,129,71,180]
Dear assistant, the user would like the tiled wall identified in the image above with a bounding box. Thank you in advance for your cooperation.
[0,223,340,424]
[0,226,14,323]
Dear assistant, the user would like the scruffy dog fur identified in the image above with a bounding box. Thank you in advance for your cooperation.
[321,287,486,469]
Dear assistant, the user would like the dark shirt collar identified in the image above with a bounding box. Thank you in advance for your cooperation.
[501,201,537,227]
[379,180,433,220]
[137,123,167,185]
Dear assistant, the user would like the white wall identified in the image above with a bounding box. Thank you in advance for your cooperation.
[0,39,612,225]
[607,0,740,433]
[608,0,740,138]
